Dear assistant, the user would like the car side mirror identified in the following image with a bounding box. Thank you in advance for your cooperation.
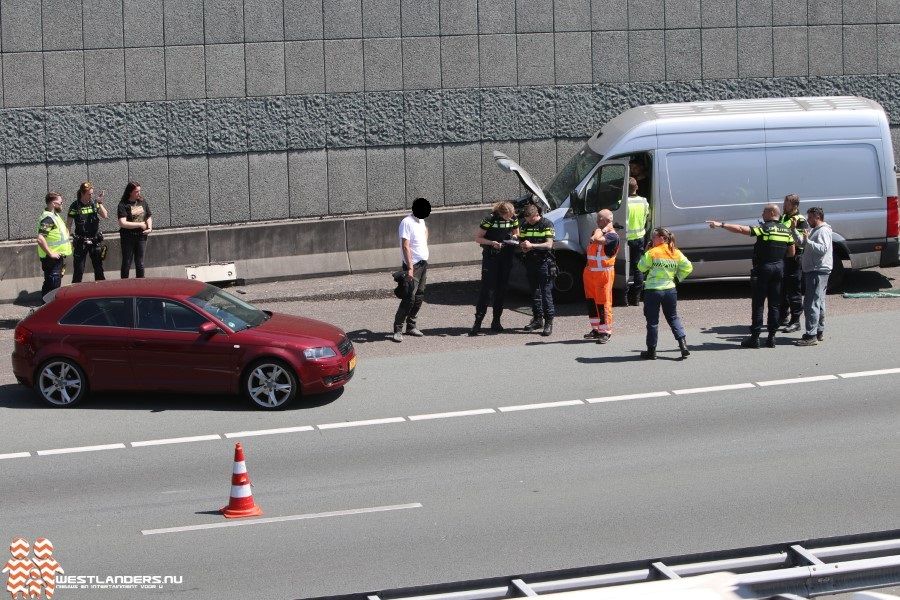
[199,322,221,336]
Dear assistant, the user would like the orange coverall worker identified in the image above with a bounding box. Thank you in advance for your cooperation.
[584,229,619,336]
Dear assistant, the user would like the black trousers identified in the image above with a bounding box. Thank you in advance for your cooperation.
[40,256,65,300]
[627,238,645,296]
[780,257,802,322]
[751,262,784,335]
[475,247,514,317]
[394,260,427,332]
[72,237,105,283]
[120,233,147,278]
[525,256,555,319]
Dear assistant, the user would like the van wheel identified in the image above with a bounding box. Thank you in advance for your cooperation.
[827,252,847,293]
[553,253,586,304]
[35,359,88,407]
[242,359,299,410]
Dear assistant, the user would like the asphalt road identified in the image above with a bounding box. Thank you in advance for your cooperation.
[0,268,898,600]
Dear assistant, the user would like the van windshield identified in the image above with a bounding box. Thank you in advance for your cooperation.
[544,145,602,209]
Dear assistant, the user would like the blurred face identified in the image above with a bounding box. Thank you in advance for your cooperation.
[762,207,776,221]
[525,213,541,225]
[47,195,63,212]
[651,233,663,246]
[129,186,142,201]
[499,208,513,220]
[597,214,610,228]
[807,211,821,227]
[81,187,93,203]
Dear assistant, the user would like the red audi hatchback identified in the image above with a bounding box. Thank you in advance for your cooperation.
[12,279,356,409]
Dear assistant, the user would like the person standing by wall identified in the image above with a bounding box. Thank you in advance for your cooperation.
[637,227,693,360]
[117,181,152,279]
[779,193,809,332]
[469,201,519,336]
[625,177,650,306]
[393,197,431,342]
[707,204,795,348]
[583,209,619,344]
[518,203,556,337]
[66,181,108,283]
[36,192,73,301]
[794,207,832,346]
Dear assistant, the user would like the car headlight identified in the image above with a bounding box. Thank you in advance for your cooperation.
[303,346,336,360]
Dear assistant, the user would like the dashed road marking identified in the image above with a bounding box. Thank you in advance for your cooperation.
[224,426,315,438]
[131,435,222,448]
[408,408,496,421]
[317,416,407,430]
[672,383,756,395]
[586,391,670,404]
[36,443,126,456]
[838,367,900,379]
[757,375,839,387]
[141,503,423,535]
[498,400,584,412]
[0,452,32,460]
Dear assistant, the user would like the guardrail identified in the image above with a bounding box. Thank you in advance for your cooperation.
[296,530,900,600]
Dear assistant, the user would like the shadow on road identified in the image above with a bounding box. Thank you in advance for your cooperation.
[0,384,343,411]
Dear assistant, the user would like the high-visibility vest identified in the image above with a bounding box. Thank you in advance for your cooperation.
[37,211,72,258]
[626,195,649,241]
[586,238,617,273]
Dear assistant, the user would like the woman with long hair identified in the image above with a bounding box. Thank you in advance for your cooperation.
[117,181,153,278]
[636,227,693,360]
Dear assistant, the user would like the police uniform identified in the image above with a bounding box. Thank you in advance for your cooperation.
[37,210,73,299]
[626,194,650,305]
[779,211,809,327]
[68,199,106,283]
[519,216,556,333]
[473,212,519,330]
[748,220,794,341]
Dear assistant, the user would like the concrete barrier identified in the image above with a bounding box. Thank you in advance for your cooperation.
[0,205,490,304]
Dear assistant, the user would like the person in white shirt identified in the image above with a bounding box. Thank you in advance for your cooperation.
[393,198,431,342]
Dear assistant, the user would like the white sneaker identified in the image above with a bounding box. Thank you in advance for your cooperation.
[392,331,403,343]
[406,327,424,337]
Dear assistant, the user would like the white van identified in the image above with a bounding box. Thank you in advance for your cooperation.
[496,96,900,303]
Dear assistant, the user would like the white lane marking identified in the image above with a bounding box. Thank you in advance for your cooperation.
[36,443,126,456]
[498,400,584,412]
[224,426,315,438]
[586,391,670,404]
[756,375,839,387]
[0,452,32,460]
[141,502,423,535]
[317,417,406,430]
[838,367,900,379]
[408,408,496,421]
[672,383,756,395]
[131,435,222,448]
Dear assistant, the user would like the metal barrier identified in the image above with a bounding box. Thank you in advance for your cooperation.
[296,530,900,600]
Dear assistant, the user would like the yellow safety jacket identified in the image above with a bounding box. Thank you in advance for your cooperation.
[626,195,649,241]
[37,211,73,258]
[637,244,693,290]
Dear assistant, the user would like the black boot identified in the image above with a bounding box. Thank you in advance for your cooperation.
[627,289,640,306]
[541,318,553,337]
[765,332,776,348]
[677,336,690,358]
[490,310,504,332]
[741,334,760,349]
[468,314,484,337]
[640,347,656,360]
[523,316,543,332]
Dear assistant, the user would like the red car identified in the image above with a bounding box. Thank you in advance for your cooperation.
[12,279,355,409]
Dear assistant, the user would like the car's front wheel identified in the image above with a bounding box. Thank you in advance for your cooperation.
[36,358,88,407]
[242,359,299,410]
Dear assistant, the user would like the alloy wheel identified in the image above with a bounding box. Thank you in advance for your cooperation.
[38,360,84,406]
[246,363,295,408]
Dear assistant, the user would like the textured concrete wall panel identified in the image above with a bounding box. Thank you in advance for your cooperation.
[204,0,245,44]
[246,43,287,97]
[206,98,248,154]
[555,0,591,31]
[441,36,480,89]
[83,0,124,49]
[127,102,168,159]
[481,141,519,203]
[808,25,843,76]
[85,105,127,160]
[773,0,807,25]
[701,28,738,79]
[285,0,325,40]
[129,157,172,228]
[165,45,207,100]
[364,39,403,91]
[244,0,285,42]
[517,33,555,86]
[808,0,842,25]
[366,146,406,211]
[402,0,440,35]
[773,27,809,77]
[205,44,247,99]
[879,25,900,74]
[362,0,401,37]
[666,0,700,28]
[125,48,166,102]
[209,154,250,223]
[441,0,478,34]
[85,49,126,104]
[7,163,47,239]
[0,166,8,239]
[701,0,736,27]
[2,2,41,53]
[326,93,367,147]
[665,29,701,81]
[479,0,516,33]
[327,148,367,213]
[249,152,290,220]
[629,0,665,29]
[592,30,629,82]
[168,155,210,226]
[365,91,405,146]
[402,37,442,90]
[3,53,44,108]
[164,0,204,46]
[123,0,164,47]
[288,150,329,216]
[737,27,774,78]
[737,0,772,26]
[248,97,288,152]
[4,110,43,163]
[517,0,554,33]
[629,29,665,82]
[843,25,877,75]
[556,32,592,85]
[443,142,481,205]
[480,35,518,87]
[43,0,83,51]
[404,89,443,144]
[518,138,557,188]
[286,41,326,95]
[404,145,444,206]
[168,100,208,156]
[324,39,364,93]
[286,95,328,149]
[443,89,481,142]
[45,107,87,162]
[324,0,363,38]
[47,162,88,206]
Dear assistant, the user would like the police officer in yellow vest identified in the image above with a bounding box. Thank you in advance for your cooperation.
[625,177,650,306]
[37,192,73,301]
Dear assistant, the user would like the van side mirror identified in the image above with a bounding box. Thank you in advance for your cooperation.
[199,322,221,336]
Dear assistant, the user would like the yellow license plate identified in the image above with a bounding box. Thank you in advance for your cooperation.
[349,356,356,371]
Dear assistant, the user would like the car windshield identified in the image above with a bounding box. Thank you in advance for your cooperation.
[544,144,602,209]
[187,285,269,332]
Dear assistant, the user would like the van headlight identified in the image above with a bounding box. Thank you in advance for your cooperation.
[303,346,336,360]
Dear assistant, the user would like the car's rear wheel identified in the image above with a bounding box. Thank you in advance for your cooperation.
[36,359,87,407]
[243,359,299,410]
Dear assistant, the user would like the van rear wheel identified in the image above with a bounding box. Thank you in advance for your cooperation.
[553,253,585,304]
[827,251,847,293]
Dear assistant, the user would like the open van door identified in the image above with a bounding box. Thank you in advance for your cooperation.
[492,151,552,212]
[573,160,631,304]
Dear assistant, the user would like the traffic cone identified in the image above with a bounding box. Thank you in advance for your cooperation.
[220,442,263,519]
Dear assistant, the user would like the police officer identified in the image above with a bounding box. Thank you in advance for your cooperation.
[779,193,808,332]
[707,204,795,348]
[36,192,73,301]
[625,177,650,306]
[470,201,519,335]
[66,181,108,283]
[518,203,555,337]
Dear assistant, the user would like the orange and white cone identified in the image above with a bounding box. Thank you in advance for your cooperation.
[220,442,263,519]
